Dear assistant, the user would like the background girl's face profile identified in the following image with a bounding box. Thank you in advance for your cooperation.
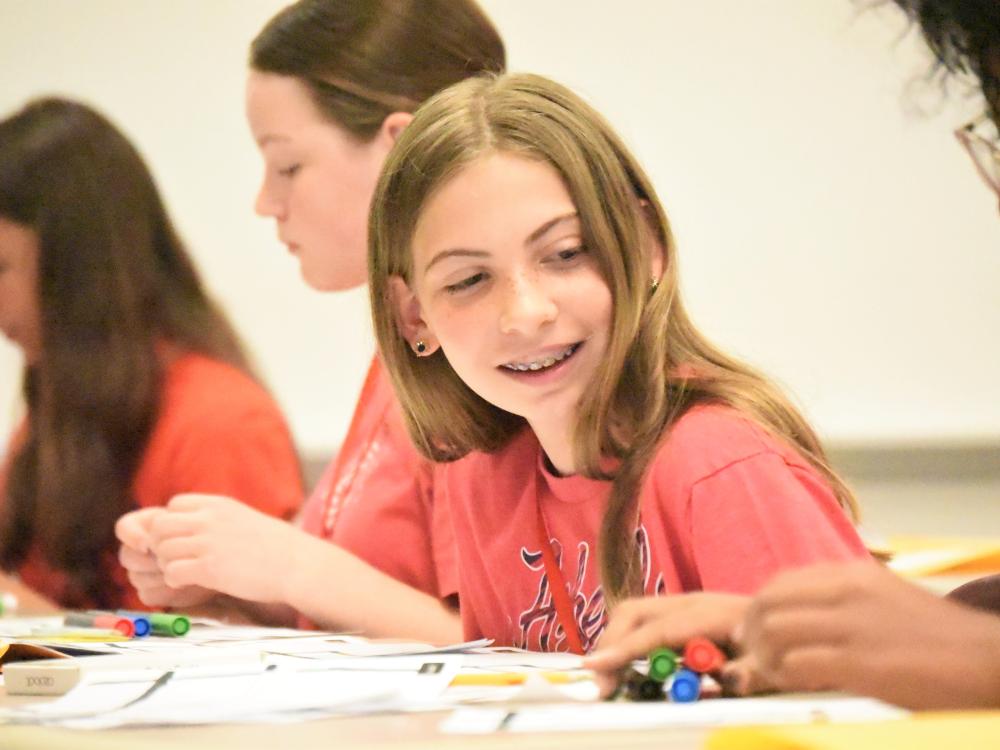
[406,152,612,431]
[245,70,384,292]
[0,218,41,364]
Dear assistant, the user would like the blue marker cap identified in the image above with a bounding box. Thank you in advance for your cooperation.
[669,668,701,703]
[127,614,151,637]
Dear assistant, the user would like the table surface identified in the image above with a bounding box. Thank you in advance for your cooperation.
[0,693,710,750]
[0,587,710,749]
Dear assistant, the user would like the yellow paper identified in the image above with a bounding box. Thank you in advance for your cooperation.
[886,535,1000,577]
[705,712,1000,750]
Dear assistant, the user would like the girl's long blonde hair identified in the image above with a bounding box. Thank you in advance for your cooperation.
[369,73,857,606]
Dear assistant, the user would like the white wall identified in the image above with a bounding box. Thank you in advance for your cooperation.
[1,0,998,460]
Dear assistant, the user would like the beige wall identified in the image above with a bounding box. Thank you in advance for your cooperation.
[1,0,999,461]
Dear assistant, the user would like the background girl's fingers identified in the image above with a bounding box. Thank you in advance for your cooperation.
[162,558,208,589]
[118,544,161,573]
[153,535,206,564]
[148,511,208,544]
[114,507,165,550]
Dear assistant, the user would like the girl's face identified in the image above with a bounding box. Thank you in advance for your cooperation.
[245,71,388,291]
[0,217,41,364]
[398,153,613,437]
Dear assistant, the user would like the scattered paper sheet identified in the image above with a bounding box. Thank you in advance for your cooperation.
[440,696,907,734]
[3,655,461,729]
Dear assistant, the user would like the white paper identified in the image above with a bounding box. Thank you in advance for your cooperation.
[440,696,907,734]
[456,648,583,671]
[5,655,461,729]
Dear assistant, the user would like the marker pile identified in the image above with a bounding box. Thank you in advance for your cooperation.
[622,636,727,703]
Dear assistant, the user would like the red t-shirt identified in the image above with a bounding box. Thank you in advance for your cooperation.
[2,353,303,609]
[446,404,868,652]
[298,356,455,601]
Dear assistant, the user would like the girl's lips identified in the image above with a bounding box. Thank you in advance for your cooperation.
[497,341,583,383]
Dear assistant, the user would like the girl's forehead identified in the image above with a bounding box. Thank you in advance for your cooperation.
[408,154,583,273]
[245,71,329,140]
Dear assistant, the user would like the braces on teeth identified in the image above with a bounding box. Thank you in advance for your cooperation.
[503,344,577,372]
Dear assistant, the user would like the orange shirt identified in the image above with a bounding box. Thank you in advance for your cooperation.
[2,352,303,609]
[298,356,455,601]
[445,405,868,650]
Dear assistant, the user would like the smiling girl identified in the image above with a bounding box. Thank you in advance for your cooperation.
[370,73,869,651]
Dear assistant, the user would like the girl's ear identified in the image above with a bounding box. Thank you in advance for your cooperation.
[374,111,415,151]
[639,200,666,283]
[389,275,439,356]
[650,237,665,283]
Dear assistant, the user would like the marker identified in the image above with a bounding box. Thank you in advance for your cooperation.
[118,611,190,637]
[622,668,664,701]
[22,628,130,642]
[683,636,726,673]
[668,668,701,702]
[647,647,679,682]
[125,614,151,637]
[105,612,151,637]
[63,613,134,637]
[85,610,151,638]
[450,671,591,687]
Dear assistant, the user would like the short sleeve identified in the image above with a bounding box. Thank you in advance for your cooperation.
[163,403,303,520]
[688,451,868,594]
[132,357,303,521]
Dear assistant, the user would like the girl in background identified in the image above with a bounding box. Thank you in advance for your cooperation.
[0,98,301,610]
[368,72,869,650]
[117,0,503,640]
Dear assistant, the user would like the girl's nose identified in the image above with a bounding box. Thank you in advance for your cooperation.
[498,274,558,335]
[254,180,284,219]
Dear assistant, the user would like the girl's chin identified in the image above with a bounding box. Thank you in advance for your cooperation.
[300,259,367,293]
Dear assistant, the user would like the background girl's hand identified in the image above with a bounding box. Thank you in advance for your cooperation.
[117,508,216,608]
[115,507,163,553]
[737,561,1000,709]
[149,493,299,604]
[584,592,749,698]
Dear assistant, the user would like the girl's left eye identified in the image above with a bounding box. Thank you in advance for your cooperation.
[444,272,486,294]
[277,164,301,178]
[549,246,587,264]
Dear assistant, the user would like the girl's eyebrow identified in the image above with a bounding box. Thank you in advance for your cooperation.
[424,248,489,274]
[257,133,291,148]
[526,212,579,244]
[423,212,580,274]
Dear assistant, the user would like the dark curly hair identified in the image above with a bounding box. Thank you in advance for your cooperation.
[890,0,1000,127]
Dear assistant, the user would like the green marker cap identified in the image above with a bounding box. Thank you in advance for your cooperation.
[647,647,679,682]
[148,613,190,637]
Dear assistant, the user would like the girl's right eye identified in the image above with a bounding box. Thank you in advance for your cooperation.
[444,272,486,294]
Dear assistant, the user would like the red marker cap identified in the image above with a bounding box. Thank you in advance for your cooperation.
[65,612,136,637]
[92,614,135,638]
[683,636,725,673]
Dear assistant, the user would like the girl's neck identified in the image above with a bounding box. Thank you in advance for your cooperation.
[529,416,577,477]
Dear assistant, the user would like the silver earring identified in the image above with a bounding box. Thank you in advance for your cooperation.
[414,340,427,354]
[650,278,659,294]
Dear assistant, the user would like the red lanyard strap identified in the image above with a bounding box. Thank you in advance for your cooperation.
[535,501,585,655]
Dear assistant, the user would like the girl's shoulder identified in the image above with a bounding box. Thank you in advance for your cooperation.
[649,403,801,486]
[448,424,538,475]
[157,351,281,428]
